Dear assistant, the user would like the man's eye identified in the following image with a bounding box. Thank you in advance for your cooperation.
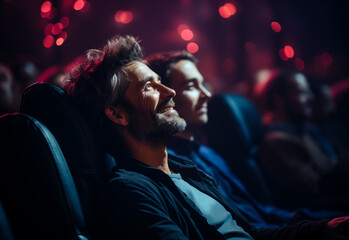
[186,82,195,89]
[144,84,154,91]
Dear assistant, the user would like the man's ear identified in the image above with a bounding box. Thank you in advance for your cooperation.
[105,105,128,126]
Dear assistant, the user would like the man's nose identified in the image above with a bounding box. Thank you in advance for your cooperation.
[159,83,176,99]
[200,85,212,99]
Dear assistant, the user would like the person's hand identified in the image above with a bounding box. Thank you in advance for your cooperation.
[327,216,349,239]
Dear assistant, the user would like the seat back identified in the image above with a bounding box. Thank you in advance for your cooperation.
[0,199,14,240]
[205,94,272,204]
[0,113,89,240]
[20,83,110,235]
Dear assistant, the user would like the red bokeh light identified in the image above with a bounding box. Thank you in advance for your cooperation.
[271,21,281,32]
[44,23,53,35]
[177,24,189,34]
[321,52,333,66]
[52,23,63,35]
[41,1,52,13]
[74,0,85,11]
[279,49,288,61]
[295,58,305,70]
[314,55,327,74]
[48,7,57,19]
[80,1,90,13]
[225,3,236,15]
[186,42,199,53]
[41,11,50,18]
[56,37,65,46]
[244,42,256,54]
[219,3,236,18]
[43,35,54,48]
[114,10,134,24]
[59,31,68,40]
[60,17,70,28]
[284,45,294,58]
[181,29,194,41]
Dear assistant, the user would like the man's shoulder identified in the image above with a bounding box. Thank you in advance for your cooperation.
[108,168,159,192]
[263,126,303,145]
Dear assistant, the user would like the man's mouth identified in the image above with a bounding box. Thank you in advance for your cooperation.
[196,102,208,111]
[157,99,176,113]
[158,105,174,113]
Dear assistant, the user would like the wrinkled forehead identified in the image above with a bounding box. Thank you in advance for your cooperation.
[125,61,158,84]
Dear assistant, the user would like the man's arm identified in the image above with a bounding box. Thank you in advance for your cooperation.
[96,178,191,240]
[259,137,320,197]
[255,217,349,240]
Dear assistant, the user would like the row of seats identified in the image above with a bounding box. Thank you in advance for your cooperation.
[0,83,113,239]
[0,82,267,238]
[205,94,271,204]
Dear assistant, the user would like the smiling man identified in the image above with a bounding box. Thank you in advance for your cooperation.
[66,36,348,239]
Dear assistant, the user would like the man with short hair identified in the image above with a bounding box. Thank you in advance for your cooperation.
[0,64,15,116]
[146,50,349,228]
[254,70,349,209]
[66,36,348,239]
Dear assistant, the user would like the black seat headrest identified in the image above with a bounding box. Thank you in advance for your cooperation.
[20,83,110,235]
[206,94,264,161]
[206,94,272,204]
[21,83,107,179]
[0,113,89,240]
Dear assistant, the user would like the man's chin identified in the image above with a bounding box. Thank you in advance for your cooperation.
[156,112,187,133]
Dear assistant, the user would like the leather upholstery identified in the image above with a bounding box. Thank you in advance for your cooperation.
[0,113,89,240]
[0,199,13,240]
[205,94,272,204]
[20,83,110,236]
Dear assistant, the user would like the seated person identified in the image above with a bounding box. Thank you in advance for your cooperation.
[146,50,349,228]
[307,78,338,162]
[330,79,349,153]
[64,35,349,239]
[10,57,39,111]
[253,69,349,209]
[0,64,16,116]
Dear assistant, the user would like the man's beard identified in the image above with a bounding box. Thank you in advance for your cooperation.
[128,107,186,144]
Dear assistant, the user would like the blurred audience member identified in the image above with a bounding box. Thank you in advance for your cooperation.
[147,52,349,228]
[331,79,349,152]
[308,78,335,126]
[307,78,339,163]
[254,69,349,209]
[10,57,39,110]
[0,64,15,115]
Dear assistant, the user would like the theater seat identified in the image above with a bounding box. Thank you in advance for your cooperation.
[20,83,111,236]
[0,199,13,240]
[0,113,89,240]
[205,94,272,204]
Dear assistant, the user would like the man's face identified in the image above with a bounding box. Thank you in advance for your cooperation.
[0,66,14,112]
[122,61,186,141]
[168,60,212,127]
[286,73,314,123]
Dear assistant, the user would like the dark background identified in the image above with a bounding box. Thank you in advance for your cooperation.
[1,0,348,95]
